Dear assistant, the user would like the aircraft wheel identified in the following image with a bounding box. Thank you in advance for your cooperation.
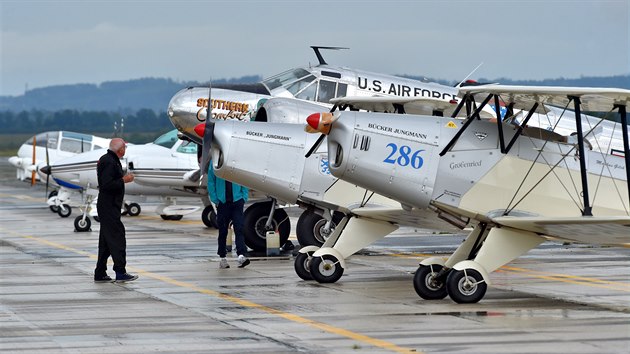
[49,205,60,213]
[127,203,141,217]
[201,205,218,228]
[93,216,100,223]
[160,214,169,220]
[296,211,344,247]
[413,264,448,300]
[58,204,72,218]
[309,254,344,283]
[446,268,487,304]
[169,215,183,221]
[121,203,129,216]
[294,251,314,281]
[74,216,91,232]
[48,190,58,199]
[243,202,290,252]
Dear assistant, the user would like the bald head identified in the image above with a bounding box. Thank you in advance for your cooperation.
[109,138,127,158]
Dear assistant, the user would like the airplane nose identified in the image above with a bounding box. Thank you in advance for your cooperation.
[194,123,206,137]
[306,112,335,134]
[39,165,51,175]
[167,87,204,144]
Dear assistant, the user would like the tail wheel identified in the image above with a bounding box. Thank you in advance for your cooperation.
[58,204,72,218]
[413,264,448,300]
[74,216,91,232]
[294,251,314,281]
[446,268,487,304]
[309,254,344,283]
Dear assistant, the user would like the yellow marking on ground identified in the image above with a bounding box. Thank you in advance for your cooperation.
[498,266,630,292]
[1,228,420,354]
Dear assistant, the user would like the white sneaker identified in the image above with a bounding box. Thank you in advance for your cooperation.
[237,255,250,268]
[219,258,230,269]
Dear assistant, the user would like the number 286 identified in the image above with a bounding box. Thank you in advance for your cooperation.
[383,143,424,169]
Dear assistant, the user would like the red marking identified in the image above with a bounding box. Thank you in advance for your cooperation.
[306,113,321,130]
[194,123,205,137]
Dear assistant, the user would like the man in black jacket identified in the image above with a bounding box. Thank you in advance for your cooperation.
[94,138,138,283]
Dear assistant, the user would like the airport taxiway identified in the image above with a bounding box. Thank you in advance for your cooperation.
[1,171,629,353]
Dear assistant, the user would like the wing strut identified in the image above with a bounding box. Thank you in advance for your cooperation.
[570,96,592,216]
[615,103,630,209]
[439,94,493,156]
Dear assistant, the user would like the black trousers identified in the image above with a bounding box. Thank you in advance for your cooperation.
[95,206,127,275]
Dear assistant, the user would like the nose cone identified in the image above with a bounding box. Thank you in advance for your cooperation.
[167,87,207,144]
[194,123,206,138]
[305,112,334,134]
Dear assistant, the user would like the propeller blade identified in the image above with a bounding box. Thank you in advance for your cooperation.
[199,83,215,175]
[45,133,50,196]
[31,135,36,186]
[305,133,326,158]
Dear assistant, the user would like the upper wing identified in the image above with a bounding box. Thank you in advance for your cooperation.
[492,215,630,246]
[458,85,630,113]
[330,95,495,118]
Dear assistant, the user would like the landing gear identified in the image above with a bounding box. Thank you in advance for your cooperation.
[57,204,72,218]
[294,251,314,281]
[309,254,344,283]
[413,264,448,300]
[445,268,487,304]
[74,215,91,232]
[48,190,59,213]
[243,201,290,252]
[296,210,344,247]
[126,202,141,217]
[201,205,218,228]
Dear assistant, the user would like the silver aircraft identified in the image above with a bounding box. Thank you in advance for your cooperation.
[306,85,630,303]
[168,46,478,252]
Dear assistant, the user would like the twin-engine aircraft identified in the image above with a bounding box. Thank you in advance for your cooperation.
[305,85,629,303]
[168,46,475,251]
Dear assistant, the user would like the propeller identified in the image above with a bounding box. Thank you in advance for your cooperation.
[30,135,36,186]
[196,82,214,177]
[304,111,339,158]
[44,133,50,197]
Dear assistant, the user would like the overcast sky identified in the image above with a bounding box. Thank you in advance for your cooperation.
[1,0,628,96]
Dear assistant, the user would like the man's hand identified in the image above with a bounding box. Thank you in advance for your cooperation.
[123,173,134,183]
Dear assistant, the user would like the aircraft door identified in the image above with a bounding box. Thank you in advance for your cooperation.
[327,112,441,209]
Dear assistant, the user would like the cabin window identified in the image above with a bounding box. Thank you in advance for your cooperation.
[286,75,316,96]
[176,140,198,154]
[262,68,312,90]
[153,130,179,149]
[60,138,90,153]
[295,82,317,101]
[336,83,347,98]
[317,80,337,103]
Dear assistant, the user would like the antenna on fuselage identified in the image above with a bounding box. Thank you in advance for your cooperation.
[455,62,484,88]
[311,46,349,65]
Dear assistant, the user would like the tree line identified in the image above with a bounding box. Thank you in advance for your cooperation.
[0,109,172,134]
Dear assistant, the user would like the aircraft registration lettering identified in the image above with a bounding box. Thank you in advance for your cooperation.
[357,76,456,101]
[383,143,425,169]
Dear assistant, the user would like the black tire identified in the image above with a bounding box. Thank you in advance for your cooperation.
[127,203,141,217]
[243,202,290,252]
[93,216,100,223]
[49,205,60,213]
[57,204,72,218]
[121,203,129,216]
[74,216,91,232]
[413,264,448,300]
[446,268,487,304]
[309,254,344,283]
[296,211,344,247]
[160,214,169,220]
[294,252,314,281]
[169,215,183,221]
[201,205,218,228]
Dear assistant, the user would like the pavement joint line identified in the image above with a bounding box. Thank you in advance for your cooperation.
[0,227,421,354]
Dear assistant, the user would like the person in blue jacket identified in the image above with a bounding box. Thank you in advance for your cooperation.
[207,163,250,268]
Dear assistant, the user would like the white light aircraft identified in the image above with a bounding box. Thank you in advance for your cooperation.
[306,85,629,303]
[39,130,206,231]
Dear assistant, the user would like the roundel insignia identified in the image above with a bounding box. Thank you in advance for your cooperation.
[446,121,458,128]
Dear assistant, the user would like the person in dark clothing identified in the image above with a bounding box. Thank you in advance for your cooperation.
[94,138,138,283]
[207,163,250,268]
